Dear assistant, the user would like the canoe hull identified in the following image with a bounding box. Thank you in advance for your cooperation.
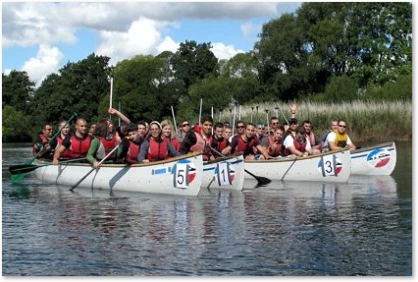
[244,149,351,183]
[202,154,245,191]
[350,142,396,175]
[34,153,203,197]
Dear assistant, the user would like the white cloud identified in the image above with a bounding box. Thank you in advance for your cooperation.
[157,36,180,54]
[21,45,63,86]
[95,17,168,66]
[211,43,245,60]
[241,21,262,39]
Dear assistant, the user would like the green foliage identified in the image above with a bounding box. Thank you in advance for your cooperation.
[2,105,32,142]
[364,74,412,101]
[2,70,35,113]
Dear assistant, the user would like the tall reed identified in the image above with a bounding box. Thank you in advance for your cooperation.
[214,100,412,144]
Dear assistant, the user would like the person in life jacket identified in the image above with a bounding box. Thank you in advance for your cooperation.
[211,122,229,158]
[53,118,91,165]
[86,119,118,168]
[33,122,57,159]
[161,119,181,151]
[117,123,144,164]
[179,115,214,161]
[222,123,271,160]
[137,121,180,163]
[260,126,285,158]
[55,120,71,160]
[324,120,356,152]
[282,125,313,158]
[302,120,322,155]
[320,119,339,152]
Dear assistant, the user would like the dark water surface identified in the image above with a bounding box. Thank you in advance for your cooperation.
[2,143,412,276]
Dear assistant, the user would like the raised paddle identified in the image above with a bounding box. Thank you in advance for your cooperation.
[208,146,271,186]
[11,112,78,184]
[69,141,126,192]
[9,158,86,175]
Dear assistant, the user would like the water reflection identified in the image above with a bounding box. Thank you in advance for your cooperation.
[2,144,412,276]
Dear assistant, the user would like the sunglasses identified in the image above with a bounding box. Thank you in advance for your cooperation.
[339,125,346,128]
[237,125,245,129]
[46,128,53,131]
[181,124,189,127]
[272,122,279,125]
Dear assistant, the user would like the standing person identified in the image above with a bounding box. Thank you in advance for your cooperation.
[32,122,57,159]
[55,120,71,160]
[117,123,144,164]
[137,121,180,163]
[324,120,356,152]
[53,118,91,165]
[282,125,313,157]
[86,119,118,168]
[211,122,229,158]
[179,115,214,161]
[222,123,270,160]
[302,120,322,154]
[161,119,181,151]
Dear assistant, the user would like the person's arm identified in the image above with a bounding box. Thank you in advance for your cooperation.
[221,136,238,155]
[137,140,149,163]
[346,135,356,152]
[327,132,340,151]
[116,138,130,161]
[52,145,67,165]
[86,137,100,167]
[108,108,131,125]
[256,144,271,160]
[168,142,181,157]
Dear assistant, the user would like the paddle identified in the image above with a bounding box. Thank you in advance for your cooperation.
[208,146,271,186]
[11,112,78,184]
[9,158,86,175]
[69,142,122,192]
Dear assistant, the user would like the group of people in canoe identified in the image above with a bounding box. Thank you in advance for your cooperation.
[33,104,356,167]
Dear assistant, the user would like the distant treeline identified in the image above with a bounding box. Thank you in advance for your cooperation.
[2,2,411,143]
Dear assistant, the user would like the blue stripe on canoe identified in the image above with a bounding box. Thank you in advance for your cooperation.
[203,159,243,171]
[351,146,395,159]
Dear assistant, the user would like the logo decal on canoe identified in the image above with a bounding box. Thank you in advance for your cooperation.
[366,148,391,168]
[318,154,343,177]
[171,159,196,189]
[214,162,235,186]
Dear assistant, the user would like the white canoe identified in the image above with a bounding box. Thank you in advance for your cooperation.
[350,142,397,175]
[244,149,351,183]
[34,153,204,197]
[202,154,245,191]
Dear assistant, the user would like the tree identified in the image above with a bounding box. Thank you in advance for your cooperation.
[2,70,35,113]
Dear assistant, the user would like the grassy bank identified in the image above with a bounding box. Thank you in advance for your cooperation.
[218,100,412,144]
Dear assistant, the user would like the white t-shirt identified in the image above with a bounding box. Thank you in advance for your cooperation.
[283,135,312,151]
[323,132,352,151]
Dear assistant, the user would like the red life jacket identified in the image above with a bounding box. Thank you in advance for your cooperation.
[235,136,256,156]
[268,136,282,157]
[67,135,92,158]
[189,127,212,159]
[32,133,50,157]
[284,136,308,156]
[56,135,70,159]
[214,137,228,152]
[147,138,169,162]
[126,140,140,163]
[98,136,117,159]
[169,136,181,151]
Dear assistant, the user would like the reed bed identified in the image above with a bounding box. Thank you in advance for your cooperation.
[214,100,412,144]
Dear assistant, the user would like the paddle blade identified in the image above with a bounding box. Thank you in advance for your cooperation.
[255,176,271,186]
[9,164,39,175]
[11,173,27,184]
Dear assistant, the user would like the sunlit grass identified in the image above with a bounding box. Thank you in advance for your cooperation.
[215,100,412,144]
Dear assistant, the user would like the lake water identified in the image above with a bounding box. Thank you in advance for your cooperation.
[2,142,412,276]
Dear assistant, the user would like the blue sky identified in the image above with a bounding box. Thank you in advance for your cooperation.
[2,2,301,86]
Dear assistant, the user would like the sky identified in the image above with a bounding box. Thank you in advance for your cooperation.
[2,2,302,87]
